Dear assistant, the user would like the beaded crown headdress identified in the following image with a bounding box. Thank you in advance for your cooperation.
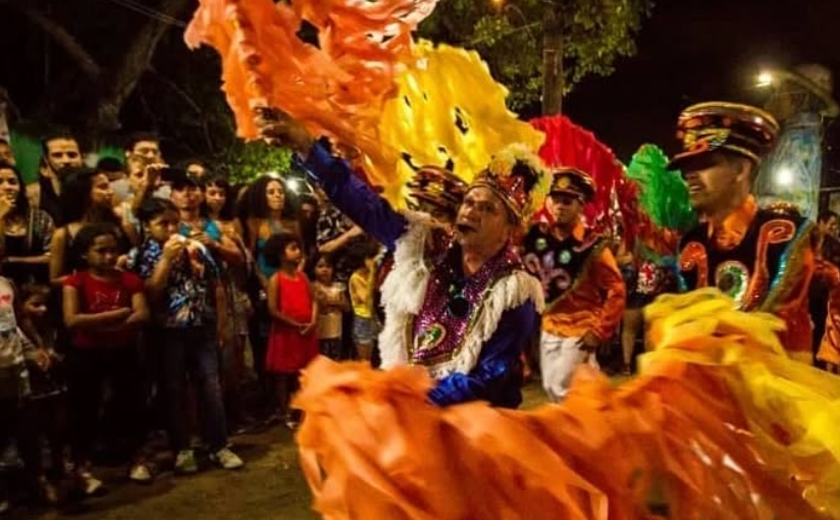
[470,144,550,225]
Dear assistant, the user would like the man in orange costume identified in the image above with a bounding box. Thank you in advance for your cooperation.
[523,167,626,401]
[672,102,837,362]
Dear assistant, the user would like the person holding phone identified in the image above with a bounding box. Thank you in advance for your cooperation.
[115,133,167,245]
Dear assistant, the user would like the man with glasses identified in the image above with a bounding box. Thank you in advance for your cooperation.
[524,167,625,401]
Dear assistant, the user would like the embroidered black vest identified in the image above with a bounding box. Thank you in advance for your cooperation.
[678,209,808,310]
[522,224,604,308]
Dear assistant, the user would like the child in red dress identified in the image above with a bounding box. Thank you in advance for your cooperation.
[264,232,318,429]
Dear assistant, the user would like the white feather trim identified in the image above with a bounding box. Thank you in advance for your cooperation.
[379,212,433,368]
[378,215,545,377]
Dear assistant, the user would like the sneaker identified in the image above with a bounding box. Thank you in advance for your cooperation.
[129,463,154,483]
[38,477,61,505]
[76,471,105,496]
[209,448,244,470]
[174,450,198,475]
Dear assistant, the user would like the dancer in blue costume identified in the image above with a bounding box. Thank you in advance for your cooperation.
[255,109,546,408]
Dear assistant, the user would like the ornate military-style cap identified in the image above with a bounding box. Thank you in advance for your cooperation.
[406,165,468,215]
[470,144,549,224]
[549,167,596,202]
[668,102,780,170]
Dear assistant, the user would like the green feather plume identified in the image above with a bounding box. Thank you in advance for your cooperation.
[625,144,696,231]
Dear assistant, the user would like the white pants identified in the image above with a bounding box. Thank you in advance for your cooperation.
[540,331,599,402]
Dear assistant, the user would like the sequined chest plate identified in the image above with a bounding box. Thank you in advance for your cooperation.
[408,247,520,367]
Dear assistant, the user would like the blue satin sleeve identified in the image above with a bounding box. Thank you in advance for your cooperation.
[299,142,407,251]
[428,300,537,408]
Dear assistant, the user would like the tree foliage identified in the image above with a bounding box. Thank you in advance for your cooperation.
[418,0,653,111]
[2,0,651,181]
[1,0,295,182]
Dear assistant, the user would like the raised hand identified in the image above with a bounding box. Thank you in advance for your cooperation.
[253,107,314,154]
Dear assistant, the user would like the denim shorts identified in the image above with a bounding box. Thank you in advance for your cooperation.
[352,317,376,345]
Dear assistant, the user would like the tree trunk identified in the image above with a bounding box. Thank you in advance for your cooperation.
[541,3,564,115]
[92,0,191,134]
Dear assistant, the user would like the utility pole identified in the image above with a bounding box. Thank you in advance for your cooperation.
[541,1,563,115]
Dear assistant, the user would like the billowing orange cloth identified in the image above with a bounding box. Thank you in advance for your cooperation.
[294,289,840,520]
[185,0,434,173]
[185,0,544,205]
[541,224,626,341]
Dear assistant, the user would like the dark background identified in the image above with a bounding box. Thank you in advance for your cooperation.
[2,0,838,177]
[561,0,840,175]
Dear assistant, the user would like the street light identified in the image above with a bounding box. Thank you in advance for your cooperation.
[757,71,774,88]
[776,167,794,187]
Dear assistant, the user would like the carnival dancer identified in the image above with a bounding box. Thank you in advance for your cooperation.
[671,102,831,361]
[523,168,625,401]
[255,109,545,408]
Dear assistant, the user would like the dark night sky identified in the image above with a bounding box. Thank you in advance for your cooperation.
[562,0,840,163]
[2,0,839,169]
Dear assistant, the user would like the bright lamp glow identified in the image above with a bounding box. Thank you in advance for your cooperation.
[757,71,774,87]
[286,178,301,193]
[776,167,794,186]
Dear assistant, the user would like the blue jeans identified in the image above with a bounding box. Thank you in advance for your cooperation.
[162,327,228,452]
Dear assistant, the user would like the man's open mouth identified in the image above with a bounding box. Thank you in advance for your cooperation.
[456,223,477,234]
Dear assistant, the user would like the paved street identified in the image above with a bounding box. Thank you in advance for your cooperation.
[12,384,551,520]
[16,425,317,520]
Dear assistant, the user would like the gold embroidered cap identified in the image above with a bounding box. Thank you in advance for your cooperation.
[668,102,780,170]
[549,167,596,202]
[406,165,468,216]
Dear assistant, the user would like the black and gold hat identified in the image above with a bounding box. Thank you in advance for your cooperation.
[405,165,468,215]
[668,102,780,170]
[549,167,596,202]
